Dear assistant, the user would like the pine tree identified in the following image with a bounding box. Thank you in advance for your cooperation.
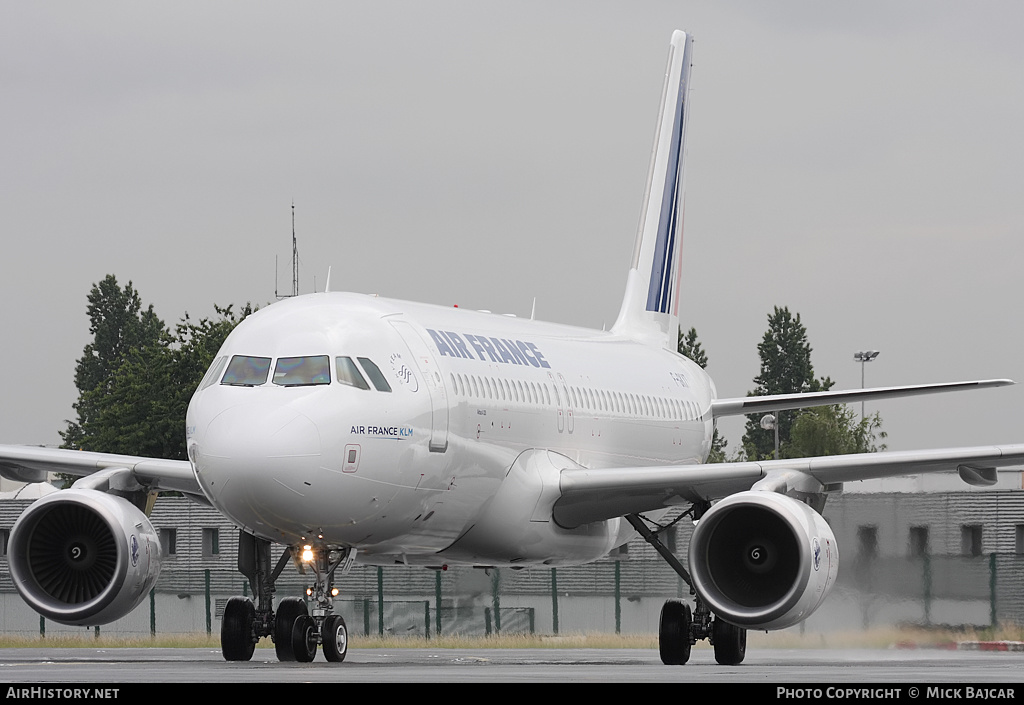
[677,327,708,369]
[61,275,253,461]
[61,275,167,452]
[677,326,727,462]
[741,307,833,460]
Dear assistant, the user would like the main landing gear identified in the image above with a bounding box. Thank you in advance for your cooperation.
[220,533,355,663]
[626,510,747,666]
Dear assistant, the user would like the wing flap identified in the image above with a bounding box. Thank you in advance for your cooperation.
[552,443,1024,528]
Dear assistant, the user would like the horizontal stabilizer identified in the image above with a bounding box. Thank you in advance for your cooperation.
[710,379,1014,419]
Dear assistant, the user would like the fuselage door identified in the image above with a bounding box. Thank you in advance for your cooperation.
[390,320,449,453]
[557,373,574,434]
[548,371,564,433]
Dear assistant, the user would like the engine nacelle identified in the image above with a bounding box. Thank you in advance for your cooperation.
[9,489,161,626]
[688,491,838,630]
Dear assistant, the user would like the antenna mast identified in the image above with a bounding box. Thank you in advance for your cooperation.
[291,201,299,297]
[275,202,300,299]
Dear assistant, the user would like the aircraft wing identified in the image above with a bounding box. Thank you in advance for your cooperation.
[710,379,1013,418]
[551,443,1024,529]
[0,444,201,497]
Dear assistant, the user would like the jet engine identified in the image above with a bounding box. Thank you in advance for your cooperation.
[688,491,838,630]
[8,489,161,626]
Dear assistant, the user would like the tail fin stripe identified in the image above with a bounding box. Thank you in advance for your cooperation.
[611,31,693,348]
[645,38,691,316]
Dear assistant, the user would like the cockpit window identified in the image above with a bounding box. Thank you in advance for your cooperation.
[198,356,228,391]
[336,357,370,390]
[357,357,392,392]
[273,355,331,386]
[221,355,272,386]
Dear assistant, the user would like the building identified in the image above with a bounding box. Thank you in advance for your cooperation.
[0,470,1020,638]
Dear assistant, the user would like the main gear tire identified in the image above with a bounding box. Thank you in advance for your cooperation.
[658,600,692,665]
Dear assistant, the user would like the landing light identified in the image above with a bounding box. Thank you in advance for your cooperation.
[301,545,314,562]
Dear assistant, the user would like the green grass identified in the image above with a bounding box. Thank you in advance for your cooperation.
[0,624,1020,650]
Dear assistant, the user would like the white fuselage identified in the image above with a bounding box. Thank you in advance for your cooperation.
[186,292,716,566]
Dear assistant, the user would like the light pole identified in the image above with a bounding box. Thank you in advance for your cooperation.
[854,350,880,419]
[760,413,779,459]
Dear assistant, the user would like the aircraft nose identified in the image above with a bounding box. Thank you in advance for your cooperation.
[196,401,323,496]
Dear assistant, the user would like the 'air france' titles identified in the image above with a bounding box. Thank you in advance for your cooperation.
[427,329,551,369]
[351,425,413,439]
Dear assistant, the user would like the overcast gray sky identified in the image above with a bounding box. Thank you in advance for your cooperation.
[2,1,1022,457]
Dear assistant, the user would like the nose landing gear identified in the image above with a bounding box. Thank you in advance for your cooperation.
[280,544,355,663]
[220,533,355,663]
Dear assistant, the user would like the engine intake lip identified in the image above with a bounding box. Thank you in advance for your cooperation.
[9,491,129,623]
[689,492,813,627]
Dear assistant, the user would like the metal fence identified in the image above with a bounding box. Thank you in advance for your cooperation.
[2,494,1023,637]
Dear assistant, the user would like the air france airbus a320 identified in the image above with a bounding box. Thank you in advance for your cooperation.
[2,31,1022,666]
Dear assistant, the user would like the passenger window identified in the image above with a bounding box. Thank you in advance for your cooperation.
[274,356,331,386]
[221,356,272,386]
[336,357,370,390]
[357,357,392,392]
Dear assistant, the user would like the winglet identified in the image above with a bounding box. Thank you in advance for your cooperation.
[611,30,694,349]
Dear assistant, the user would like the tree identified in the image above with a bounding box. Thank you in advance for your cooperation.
[61,275,167,452]
[677,326,727,462]
[61,275,253,461]
[160,304,255,457]
[677,327,708,369]
[741,307,834,460]
[783,407,886,459]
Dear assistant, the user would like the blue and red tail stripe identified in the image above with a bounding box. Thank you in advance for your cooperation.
[645,36,691,316]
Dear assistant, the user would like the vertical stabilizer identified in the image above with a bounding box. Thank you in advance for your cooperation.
[611,30,693,349]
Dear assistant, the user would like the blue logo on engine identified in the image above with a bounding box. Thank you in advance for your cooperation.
[812,538,821,571]
[130,535,140,567]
